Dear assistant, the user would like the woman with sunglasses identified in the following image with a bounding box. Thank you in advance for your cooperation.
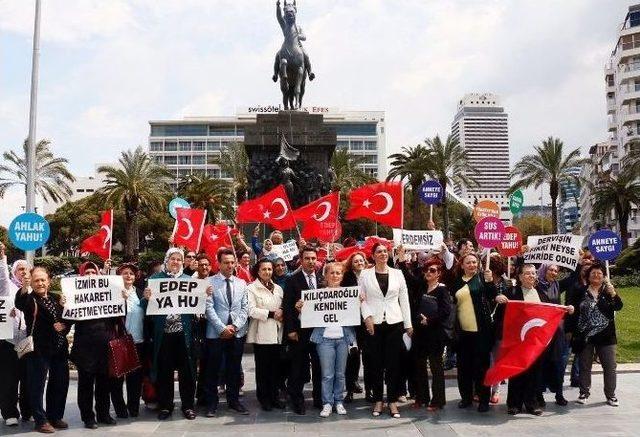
[359,243,413,418]
[412,259,451,411]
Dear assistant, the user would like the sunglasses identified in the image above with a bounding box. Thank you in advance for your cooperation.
[426,267,439,274]
[185,255,196,259]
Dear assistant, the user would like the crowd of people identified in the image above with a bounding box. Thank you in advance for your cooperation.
[0,225,625,433]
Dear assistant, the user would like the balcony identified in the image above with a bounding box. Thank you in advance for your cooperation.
[619,66,640,82]
[618,86,640,103]
[607,98,616,114]
[620,107,640,124]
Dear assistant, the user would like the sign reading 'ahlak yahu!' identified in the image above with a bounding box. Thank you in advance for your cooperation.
[300,286,361,328]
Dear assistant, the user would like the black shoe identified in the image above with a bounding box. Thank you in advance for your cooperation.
[84,421,98,429]
[570,380,580,388]
[477,403,490,413]
[555,395,568,406]
[293,404,306,415]
[507,407,520,415]
[536,394,546,408]
[353,382,363,394]
[206,408,217,417]
[458,400,473,409]
[365,391,374,403]
[272,399,286,409]
[229,403,249,415]
[183,409,197,420]
[97,416,116,425]
[157,410,171,421]
[526,408,543,416]
[344,392,354,404]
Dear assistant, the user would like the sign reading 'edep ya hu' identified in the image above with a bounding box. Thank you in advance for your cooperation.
[300,286,361,328]
[146,278,208,315]
[62,275,126,320]
[523,234,584,271]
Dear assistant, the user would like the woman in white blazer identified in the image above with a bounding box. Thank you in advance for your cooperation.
[246,258,285,412]
[360,242,413,418]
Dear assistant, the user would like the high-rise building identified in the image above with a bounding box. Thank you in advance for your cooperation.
[148,106,386,185]
[451,93,511,217]
[42,169,106,216]
[558,166,582,233]
[590,4,640,243]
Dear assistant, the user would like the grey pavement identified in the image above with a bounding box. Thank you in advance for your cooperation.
[3,355,640,437]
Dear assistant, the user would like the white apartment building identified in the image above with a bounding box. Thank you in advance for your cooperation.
[42,170,105,216]
[597,4,640,243]
[451,93,511,219]
[148,106,386,183]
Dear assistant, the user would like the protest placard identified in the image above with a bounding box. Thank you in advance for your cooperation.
[62,275,126,321]
[300,286,361,328]
[0,296,13,340]
[392,229,443,251]
[271,239,299,261]
[523,234,584,271]
[146,277,208,315]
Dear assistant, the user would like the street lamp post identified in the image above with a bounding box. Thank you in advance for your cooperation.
[25,0,42,266]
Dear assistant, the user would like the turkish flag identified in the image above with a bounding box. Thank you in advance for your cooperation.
[173,208,207,252]
[200,223,233,254]
[293,192,341,242]
[236,185,297,230]
[484,301,567,387]
[346,182,404,228]
[80,210,113,260]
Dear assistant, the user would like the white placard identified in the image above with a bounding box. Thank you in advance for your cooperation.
[392,229,443,251]
[62,275,126,320]
[271,240,298,261]
[523,234,585,271]
[0,296,13,340]
[300,286,361,328]
[146,278,208,315]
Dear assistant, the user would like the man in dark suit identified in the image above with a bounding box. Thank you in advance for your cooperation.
[283,246,323,415]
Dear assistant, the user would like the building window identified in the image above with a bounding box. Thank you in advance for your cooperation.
[362,155,378,164]
[164,155,177,165]
[336,141,348,150]
[364,141,377,150]
[193,156,205,165]
[178,156,191,165]
[179,141,192,151]
[76,189,85,193]
[193,141,205,151]
[207,141,220,151]
[150,124,207,137]
[209,126,238,136]
[150,142,163,151]
[350,141,364,151]
[165,141,177,151]
[334,123,377,136]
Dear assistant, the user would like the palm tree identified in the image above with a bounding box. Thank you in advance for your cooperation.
[387,145,432,229]
[423,134,478,237]
[208,142,249,203]
[509,136,583,233]
[589,166,640,249]
[450,209,475,241]
[0,139,75,202]
[97,147,173,259]
[329,149,375,193]
[178,173,235,222]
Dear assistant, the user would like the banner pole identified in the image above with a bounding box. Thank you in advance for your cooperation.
[108,209,113,260]
[429,205,433,223]
[605,260,610,280]
[485,250,491,271]
[507,256,511,280]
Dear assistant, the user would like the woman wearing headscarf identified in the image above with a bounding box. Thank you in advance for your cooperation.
[110,263,145,418]
[567,263,623,407]
[0,243,31,426]
[15,266,70,434]
[142,248,212,421]
[69,261,119,429]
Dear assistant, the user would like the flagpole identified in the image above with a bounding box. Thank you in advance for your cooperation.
[429,205,433,223]
[195,211,207,253]
[228,228,238,260]
[108,209,113,260]
[375,222,378,237]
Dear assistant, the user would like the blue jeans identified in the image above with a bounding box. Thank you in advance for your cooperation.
[316,337,349,405]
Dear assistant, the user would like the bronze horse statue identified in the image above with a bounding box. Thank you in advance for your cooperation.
[272,0,315,110]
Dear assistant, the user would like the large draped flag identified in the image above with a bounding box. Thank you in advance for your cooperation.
[293,192,341,242]
[484,301,567,386]
[345,182,404,228]
[172,207,207,252]
[80,210,113,260]
[236,185,297,230]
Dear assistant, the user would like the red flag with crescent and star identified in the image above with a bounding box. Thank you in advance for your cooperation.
[293,192,341,242]
[345,182,404,228]
[80,210,113,260]
[484,301,567,387]
[172,207,207,252]
[200,223,233,257]
[236,185,297,230]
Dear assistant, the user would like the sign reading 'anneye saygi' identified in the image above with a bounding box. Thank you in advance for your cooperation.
[392,229,443,251]
[0,297,13,340]
[62,275,126,320]
[523,234,584,271]
[146,278,208,315]
[300,286,361,328]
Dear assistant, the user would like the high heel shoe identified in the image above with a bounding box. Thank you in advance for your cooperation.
[372,402,383,417]
[389,403,401,418]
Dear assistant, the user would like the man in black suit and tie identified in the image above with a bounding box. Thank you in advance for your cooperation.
[283,246,323,415]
